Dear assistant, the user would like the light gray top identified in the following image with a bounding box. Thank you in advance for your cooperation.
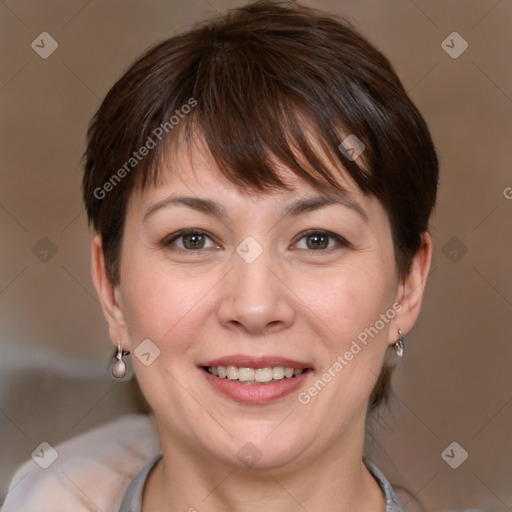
[118,454,404,511]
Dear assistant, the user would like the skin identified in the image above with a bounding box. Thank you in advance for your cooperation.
[92,136,432,511]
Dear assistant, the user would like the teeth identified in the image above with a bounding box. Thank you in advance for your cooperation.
[206,365,305,383]
[238,367,254,382]
[284,367,294,378]
[255,367,273,382]
[226,365,239,380]
[272,366,284,380]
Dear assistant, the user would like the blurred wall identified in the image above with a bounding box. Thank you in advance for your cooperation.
[1,1,511,510]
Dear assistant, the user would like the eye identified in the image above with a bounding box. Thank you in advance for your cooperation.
[162,230,219,251]
[293,230,351,251]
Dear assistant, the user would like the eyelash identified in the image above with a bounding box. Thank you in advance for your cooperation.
[161,229,352,253]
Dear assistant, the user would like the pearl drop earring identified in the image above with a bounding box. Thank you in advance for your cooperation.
[111,342,130,378]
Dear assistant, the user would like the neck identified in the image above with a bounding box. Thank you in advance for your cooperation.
[142,417,386,512]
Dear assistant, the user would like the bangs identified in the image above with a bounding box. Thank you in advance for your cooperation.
[132,27,376,198]
[150,110,365,199]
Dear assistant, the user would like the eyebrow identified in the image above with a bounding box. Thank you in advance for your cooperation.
[283,194,368,222]
[143,193,368,223]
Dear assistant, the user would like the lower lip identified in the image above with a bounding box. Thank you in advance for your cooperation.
[200,368,312,404]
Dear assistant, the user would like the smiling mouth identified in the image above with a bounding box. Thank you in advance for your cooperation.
[202,365,313,385]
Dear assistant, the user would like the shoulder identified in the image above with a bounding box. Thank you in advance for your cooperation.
[364,458,404,512]
[1,414,160,512]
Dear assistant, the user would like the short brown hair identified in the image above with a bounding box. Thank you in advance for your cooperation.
[83,0,439,409]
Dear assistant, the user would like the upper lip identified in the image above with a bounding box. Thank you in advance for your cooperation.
[200,355,312,370]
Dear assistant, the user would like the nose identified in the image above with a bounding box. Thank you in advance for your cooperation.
[217,247,296,335]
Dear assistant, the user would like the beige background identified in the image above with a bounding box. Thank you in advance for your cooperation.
[1,0,511,510]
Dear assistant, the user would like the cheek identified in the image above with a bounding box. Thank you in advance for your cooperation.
[120,259,236,380]
[298,262,392,344]
[120,261,211,347]
[296,263,394,398]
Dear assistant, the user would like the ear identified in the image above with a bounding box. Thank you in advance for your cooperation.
[91,234,129,350]
[391,231,433,344]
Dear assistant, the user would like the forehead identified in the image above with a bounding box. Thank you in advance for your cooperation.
[131,131,367,210]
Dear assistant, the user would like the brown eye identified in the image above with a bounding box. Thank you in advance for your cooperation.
[293,230,351,252]
[163,230,218,251]
[182,233,206,249]
[306,233,329,250]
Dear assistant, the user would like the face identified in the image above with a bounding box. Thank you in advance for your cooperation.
[96,137,416,471]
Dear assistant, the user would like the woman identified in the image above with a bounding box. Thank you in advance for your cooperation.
[2,1,437,510]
